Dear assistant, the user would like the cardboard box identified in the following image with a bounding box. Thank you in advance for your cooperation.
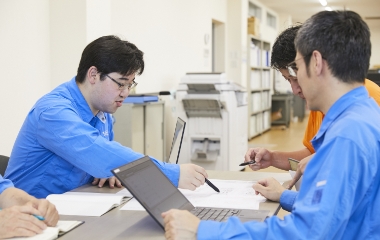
[248,17,260,37]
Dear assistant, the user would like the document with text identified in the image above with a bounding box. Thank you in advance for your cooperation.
[120,179,271,211]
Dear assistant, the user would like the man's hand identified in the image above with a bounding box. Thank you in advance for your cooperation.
[244,148,274,171]
[178,164,207,190]
[162,209,200,240]
[252,177,286,202]
[0,205,47,239]
[92,177,122,188]
[287,154,314,189]
[31,199,59,227]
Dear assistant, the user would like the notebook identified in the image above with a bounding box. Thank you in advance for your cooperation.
[7,220,84,240]
[167,117,186,163]
[111,155,269,229]
[46,192,130,216]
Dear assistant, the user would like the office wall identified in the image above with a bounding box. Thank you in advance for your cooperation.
[49,0,87,88]
[369,25,380,68]
[0,0,51,155]
[110,0,226,94]
[50,0,112,88]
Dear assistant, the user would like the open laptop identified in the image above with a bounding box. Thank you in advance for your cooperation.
[111,155,269,229]
[167,117,186,164]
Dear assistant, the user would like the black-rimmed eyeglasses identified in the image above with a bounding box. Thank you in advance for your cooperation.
[105,74,138,91]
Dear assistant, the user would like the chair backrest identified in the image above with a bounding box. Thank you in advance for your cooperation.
[0,155,9,176]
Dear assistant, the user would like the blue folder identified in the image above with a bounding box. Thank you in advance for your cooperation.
[123,95,159,103]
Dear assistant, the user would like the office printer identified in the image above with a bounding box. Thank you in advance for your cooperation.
[176,73,247,171]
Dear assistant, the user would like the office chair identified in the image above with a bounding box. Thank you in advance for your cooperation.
[0,155,9,176]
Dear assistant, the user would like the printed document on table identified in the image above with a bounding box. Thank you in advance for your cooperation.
[120,179,270,211]
[180,179,267,210]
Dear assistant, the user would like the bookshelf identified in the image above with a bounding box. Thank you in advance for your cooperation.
[247,35,272,139]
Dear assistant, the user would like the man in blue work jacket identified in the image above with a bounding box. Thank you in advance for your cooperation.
[5,36,208,198]
[162,10,380,239]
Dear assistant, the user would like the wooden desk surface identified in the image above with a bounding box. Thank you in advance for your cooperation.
[59,171,291,240]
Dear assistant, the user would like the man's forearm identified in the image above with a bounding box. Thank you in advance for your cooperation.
[271,148,312,170]
[0,188,36,208]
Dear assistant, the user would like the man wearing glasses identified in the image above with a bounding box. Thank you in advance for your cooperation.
[5,35,209,198]
[244,24,380,186]
[162,10,380,239]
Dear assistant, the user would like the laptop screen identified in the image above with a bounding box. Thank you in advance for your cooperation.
[167,117,186,163]
[112,156,193,229]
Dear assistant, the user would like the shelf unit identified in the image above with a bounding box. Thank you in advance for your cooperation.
[271,94,293,128]
[247,35,272,139]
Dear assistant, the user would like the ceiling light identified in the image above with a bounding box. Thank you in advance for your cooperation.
[325,6,332,11]
[319,0,327,7]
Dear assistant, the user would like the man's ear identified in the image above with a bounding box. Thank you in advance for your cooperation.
[87,66,98,84]
[312,50,324,76]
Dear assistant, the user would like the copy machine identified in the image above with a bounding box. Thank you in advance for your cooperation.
[176,73,248,171]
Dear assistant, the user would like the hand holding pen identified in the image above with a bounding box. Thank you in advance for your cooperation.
[242,147,274,171]
[179,164,220,193]
[0,205,46,238]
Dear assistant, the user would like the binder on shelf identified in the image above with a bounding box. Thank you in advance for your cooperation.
[250,70,261,90]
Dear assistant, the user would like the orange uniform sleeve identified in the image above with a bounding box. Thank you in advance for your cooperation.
[302,79,380,153]
[364,79,380,105]
[302,111,323,154]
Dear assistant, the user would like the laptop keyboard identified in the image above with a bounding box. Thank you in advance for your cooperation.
[190,207,241,222]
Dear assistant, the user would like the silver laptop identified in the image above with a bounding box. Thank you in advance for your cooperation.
[112,156,269,230]
[167,117,186,164]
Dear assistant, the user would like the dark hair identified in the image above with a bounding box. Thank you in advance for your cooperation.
[76,35,144,83]
[271,25,302,70]
[295,11,371,83]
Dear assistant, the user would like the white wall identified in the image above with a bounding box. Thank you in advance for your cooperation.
[0,0,51,155]
[50,0,87,88]
[110,0,226,94]
[369,25,380,68]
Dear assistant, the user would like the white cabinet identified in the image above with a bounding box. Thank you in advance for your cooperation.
[247,35,272,139]
[113,101,165,161]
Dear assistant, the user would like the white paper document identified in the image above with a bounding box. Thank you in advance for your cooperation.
[120,198,145,211]
[120,179,267,211]
[115,188,133,197]
[46,192,130,216]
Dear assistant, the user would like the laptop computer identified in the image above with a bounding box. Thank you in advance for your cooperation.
[167,117,186,164]
[111,155,269,229]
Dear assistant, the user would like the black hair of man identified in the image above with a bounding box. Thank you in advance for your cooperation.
[76,35,144,83]
[270,24,302,71]
[295,11,371,83]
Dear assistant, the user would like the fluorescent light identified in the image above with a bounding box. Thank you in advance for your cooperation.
[325,6,332,11]
[319,0,327,6]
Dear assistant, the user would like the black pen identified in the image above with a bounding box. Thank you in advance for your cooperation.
[205,178,220,193]
[239,160,256,166]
